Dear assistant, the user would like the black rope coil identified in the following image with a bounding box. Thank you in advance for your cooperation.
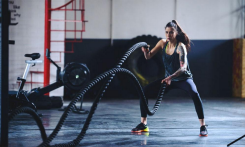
[9,42,166,147]
[8,107,47,141]
[49,68,166,147]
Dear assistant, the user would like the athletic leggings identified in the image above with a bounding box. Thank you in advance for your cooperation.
[140,78,204,119]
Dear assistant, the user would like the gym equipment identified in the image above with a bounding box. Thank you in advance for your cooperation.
[27,49,90,109]
[227,134,245,146]
[8,42,167,147]
[10,53,43,111]
[9,107,47,141]
[10,49,90,110]
[28,49,90,98]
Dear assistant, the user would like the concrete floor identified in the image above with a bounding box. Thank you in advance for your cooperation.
[8,97,245,147]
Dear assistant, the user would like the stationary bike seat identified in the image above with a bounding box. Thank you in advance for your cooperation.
[25,53,40,60]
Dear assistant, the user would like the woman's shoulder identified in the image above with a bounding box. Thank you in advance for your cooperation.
[158,39,167,48]
[178,42,184,46]
[156,39,167,49]
[176,42,188,54]
[161,39,167,44]
[178,42,186,47]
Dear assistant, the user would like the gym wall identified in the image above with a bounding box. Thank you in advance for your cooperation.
[9,0,65,96]
[9,0,244,97]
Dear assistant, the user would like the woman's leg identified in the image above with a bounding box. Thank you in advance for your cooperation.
[199,119,205,126]
[132,79,173,132]
[140,79,162,124]
[169,79,208,136]
[172,79,205,126]
[140,78,172,124]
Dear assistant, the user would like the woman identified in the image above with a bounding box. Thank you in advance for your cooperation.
[131,20,208,136]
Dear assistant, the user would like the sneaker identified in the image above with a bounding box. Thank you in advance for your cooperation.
[131,123,149,132]
[200,125,208,136]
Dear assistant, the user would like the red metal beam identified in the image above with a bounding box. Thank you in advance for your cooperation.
[50,0,75,11]
[50,9,85,11]
[51,40,83,42]
[44,0,51,95]
[51,30,84,32]
[49,19,84,22]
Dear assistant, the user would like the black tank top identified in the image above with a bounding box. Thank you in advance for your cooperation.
[162,41,192,81]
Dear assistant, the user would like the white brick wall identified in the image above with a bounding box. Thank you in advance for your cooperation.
[9,0,65,96]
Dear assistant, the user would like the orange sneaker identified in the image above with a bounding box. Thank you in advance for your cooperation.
[200,125,208,136]
[131,123,149,132]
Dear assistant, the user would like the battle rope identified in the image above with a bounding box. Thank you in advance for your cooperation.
[9,42,166,147]
[8,107,47,141]
[38,42,149,146]
[48,68,166,147]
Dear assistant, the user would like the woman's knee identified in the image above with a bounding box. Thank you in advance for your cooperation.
[190,91,202,102]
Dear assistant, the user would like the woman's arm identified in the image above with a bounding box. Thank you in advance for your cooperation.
[142,39,166,60]
[161,42,188,85]
[171,42,188,78]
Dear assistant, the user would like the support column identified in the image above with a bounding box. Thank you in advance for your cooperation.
[44,0,51,95]
[1,0,9,145]
[232,39,245,98]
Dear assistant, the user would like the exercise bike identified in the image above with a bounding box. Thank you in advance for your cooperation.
[9,53,43,112]
[10,49,90,113]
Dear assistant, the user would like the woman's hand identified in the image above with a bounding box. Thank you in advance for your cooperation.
[161,76,172,86]
[141,47,149,53]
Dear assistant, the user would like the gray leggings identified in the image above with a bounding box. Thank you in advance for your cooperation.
[140,78,204,119]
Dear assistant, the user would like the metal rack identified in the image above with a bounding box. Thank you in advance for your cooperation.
[41,0,87,89]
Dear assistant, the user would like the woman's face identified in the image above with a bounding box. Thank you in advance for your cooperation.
[165,27,177,41]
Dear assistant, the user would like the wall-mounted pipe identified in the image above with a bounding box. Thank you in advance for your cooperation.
[174,0,177,20]
[110,0,114,46]
[242,0,244,38]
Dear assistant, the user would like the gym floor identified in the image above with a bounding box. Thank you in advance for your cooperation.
[9,97,245,147]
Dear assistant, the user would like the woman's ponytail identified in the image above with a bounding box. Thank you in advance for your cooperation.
[171,20,191,52]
